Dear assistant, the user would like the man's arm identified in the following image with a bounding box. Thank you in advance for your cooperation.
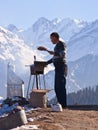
[46,50,54,55]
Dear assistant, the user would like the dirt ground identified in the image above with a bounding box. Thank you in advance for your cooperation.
[27,106,98,130]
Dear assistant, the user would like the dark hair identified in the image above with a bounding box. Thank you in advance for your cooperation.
[50,32,59,39]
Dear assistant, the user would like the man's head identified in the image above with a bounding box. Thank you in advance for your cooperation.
[50,32,59,44]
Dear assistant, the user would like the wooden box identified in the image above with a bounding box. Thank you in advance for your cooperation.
[29,89,48,108]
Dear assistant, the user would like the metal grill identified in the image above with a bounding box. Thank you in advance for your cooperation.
[26,60,47,99]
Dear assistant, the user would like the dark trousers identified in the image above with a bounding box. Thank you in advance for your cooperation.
[54,64,67,107]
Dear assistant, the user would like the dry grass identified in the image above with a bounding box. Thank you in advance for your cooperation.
[27,106,98,130]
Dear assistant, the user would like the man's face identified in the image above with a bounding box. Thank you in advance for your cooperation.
[50,36,57,44]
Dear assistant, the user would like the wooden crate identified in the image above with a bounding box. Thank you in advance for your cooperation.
[29,89,48,108]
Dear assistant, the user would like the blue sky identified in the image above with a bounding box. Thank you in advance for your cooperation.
[0,0,98,29]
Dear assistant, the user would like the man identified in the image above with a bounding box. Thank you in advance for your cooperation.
[38,32,67,108]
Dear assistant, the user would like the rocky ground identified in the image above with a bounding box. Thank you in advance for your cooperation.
[27,106,98,130]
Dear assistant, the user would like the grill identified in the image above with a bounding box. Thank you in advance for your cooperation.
[26,59,47,99]
[30,61,47,75]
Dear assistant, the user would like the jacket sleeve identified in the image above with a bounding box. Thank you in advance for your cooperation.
[47,58,53,64]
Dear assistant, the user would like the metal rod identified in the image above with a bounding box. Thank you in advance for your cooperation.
[26,74,32,99]
[36,74,39,89]
[43,74,46,89]
[32,75,35,89]
[39,75,41,89]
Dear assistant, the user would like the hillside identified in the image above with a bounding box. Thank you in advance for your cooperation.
[27,107,98,130]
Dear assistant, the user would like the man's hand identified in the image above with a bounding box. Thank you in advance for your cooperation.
[37,46,47,51]
[37,46,54,55]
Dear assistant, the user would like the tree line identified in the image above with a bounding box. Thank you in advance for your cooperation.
[67,85,98,105]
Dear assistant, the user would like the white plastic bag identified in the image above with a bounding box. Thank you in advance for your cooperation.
[51,103,63,112]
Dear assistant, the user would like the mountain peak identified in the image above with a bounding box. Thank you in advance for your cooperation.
[52,18,61,25]
[7,24,18,32]
[32,17,52,32]
[33,17,50,26]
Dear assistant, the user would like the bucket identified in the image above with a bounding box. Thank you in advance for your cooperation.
[0,109,28,130]
[30,89,48,108]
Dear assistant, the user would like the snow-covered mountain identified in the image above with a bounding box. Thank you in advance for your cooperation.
[67,54,98,92]
[7,17,87,48]
[0,17,98,99]
[67,20,98,61]
[0,26,41,69]
[11,17,87,60]
[64,20,98,93]
[0,26,43,97]
[7,24,19,32]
